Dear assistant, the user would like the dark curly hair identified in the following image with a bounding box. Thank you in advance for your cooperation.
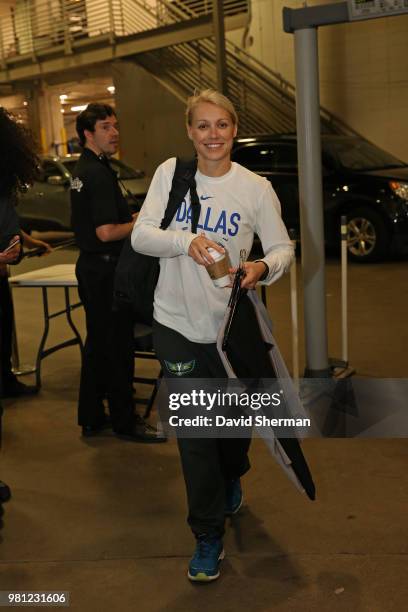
[0,107,39,202]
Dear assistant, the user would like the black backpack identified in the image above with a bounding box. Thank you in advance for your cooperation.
[113,158,199,324]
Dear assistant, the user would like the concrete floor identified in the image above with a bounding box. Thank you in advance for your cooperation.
[0,249,407,611]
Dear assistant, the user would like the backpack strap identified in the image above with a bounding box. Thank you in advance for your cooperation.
[160,157,200,233]
[189,175,200,235]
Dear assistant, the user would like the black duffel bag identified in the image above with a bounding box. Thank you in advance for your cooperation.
[113,158,199,325]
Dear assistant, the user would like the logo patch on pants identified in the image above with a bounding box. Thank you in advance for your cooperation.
[165,360,195,376]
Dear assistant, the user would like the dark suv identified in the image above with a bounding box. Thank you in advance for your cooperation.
[232,134,408,262]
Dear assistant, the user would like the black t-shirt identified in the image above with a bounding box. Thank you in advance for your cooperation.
[70,148,132,255]
[0,195,21,254]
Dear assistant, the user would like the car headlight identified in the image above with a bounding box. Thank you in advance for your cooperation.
[389,181,408,201]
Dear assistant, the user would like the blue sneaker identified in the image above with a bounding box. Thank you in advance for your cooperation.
[225,478,243,515]
[188,536,225,582]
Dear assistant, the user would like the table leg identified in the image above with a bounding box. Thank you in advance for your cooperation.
[35,287,50,389]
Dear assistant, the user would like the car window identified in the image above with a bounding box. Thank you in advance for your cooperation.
[61,157,144,179]
[62,160,77,175]
[323,140,406,171]
[110,159,144,179]
[274,145,298,169]
[37,161,65,183]
[233,143,297,171]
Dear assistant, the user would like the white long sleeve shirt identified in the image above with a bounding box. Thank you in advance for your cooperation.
[131,157,294,343]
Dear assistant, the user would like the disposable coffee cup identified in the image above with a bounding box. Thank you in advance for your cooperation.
[206,247,231,287]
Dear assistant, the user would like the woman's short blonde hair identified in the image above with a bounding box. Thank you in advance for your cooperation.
[185,89,238,127]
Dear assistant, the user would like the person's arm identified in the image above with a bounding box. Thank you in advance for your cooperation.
[95,213,137,242]
[255,182,294,283]
[131,159,198,258]
[234,182,294,290]
[21,230,53,255]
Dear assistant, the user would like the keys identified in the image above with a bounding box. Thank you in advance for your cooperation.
[239,249,247,270]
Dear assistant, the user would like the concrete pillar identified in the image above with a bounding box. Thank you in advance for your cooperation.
[112,61,193,175]
[27,82,66,155]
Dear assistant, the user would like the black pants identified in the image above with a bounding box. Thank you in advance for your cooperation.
[75,253,134,432]
[0,274,12,448]
[0,275,15,390]
[0,285,3,448]
[153,320,251,538]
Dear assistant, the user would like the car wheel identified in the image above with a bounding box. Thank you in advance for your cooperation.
[346,206,390,262]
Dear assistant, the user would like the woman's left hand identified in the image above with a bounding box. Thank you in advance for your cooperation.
[228,261,268,289]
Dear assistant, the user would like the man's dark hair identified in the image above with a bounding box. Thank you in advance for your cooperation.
[0,107,39,202]
[76,103,116,147]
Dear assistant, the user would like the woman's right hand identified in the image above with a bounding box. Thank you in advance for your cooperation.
[188,232,225,266]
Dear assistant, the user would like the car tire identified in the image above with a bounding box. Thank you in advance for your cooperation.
[345,206,390,262]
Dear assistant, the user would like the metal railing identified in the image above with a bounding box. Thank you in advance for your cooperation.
[0,0,358,137]
[129,0,359,135]
[0,0,248,61]
[137,36,361,136]
[0,0,158,58]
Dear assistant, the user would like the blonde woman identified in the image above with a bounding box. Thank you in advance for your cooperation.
[131,90,294,581]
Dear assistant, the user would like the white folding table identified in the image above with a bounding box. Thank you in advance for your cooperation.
[8,264,83,389]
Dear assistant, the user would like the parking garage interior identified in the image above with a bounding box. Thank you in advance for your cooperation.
[0,1,407,611]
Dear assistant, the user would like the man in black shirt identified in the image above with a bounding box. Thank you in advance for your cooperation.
[71,103,163,442]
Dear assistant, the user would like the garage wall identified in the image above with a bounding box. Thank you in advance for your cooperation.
[228,0,408,161]
[319,14,408,161]
[0,93,25,110]
[112,61,194,176]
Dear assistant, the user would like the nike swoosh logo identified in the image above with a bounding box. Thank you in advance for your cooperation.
[200,195,213,200]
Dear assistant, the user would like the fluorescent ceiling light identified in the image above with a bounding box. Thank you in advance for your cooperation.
[71,104,88,112]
